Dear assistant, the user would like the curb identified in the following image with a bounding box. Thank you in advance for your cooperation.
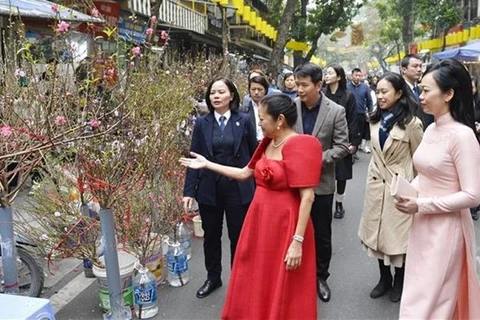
[48,270,96,314]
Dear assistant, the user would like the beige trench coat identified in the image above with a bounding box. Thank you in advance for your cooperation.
[358,117,423,255]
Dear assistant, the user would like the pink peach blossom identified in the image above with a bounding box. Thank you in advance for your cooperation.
[129,61,135,68]
[55,116,66,126]
[160,30,168,40]
[106,68,115,77]
[1,126,13,137]
[150,16,157,24]
[51,4,59,13]
[55,21,70,33]
[131,46,141,57]
[145,28,153,36]
[91,7,99,18]
[90,119,101,128]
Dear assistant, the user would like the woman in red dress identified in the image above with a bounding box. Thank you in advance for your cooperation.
[180,94,322,319]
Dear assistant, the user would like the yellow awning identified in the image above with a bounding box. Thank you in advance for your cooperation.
[311,56,326,67]
[286,40,309,51]
[384,52,405,64]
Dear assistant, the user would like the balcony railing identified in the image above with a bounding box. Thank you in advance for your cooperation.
[158,0,207,35]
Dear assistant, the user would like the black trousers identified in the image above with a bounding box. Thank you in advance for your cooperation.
[311,194,334,280]
[198,177,249,282]
[357,113,370,140]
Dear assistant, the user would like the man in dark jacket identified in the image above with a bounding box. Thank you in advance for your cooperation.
[401,54,434,129]
[347,68,372,153]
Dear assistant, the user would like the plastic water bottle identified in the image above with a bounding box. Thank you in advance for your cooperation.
[177,222,192,260]
[133,264,158,319]
[167,240,189,287]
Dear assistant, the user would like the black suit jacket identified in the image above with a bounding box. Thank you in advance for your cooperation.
[183,111,257,206]
[239,100,257,132]
[324,88,362,147]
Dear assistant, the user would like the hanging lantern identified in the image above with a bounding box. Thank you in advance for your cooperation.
[232,0,244,10]
[256,17,262,32]
[242,6,251,22]
[261,21,267,34]
[249,11,256,27]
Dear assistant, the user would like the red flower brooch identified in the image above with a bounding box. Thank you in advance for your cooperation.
[261,167,274,184]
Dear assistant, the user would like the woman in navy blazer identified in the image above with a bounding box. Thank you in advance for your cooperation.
[183,76,257,298]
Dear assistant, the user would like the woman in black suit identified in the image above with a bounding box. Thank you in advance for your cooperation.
[183,76,257,298]
[323,64,361,219]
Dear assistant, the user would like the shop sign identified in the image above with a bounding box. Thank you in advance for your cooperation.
[118,10,148,44]
[94,1,120,28]
[409,43,418,54]
[77,1,119,36]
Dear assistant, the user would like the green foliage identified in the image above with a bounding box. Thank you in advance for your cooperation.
[265,0,285,28]
[416,0,461,34]
[375,0,402,44]
[305,0,363,43]
[370,0,461,53]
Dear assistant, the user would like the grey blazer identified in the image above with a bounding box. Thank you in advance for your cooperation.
[294,94,349,195]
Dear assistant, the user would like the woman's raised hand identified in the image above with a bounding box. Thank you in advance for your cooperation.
[179,152,208,169]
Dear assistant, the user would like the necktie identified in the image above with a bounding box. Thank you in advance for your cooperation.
[219,116,226,132]
[413,85,420,101]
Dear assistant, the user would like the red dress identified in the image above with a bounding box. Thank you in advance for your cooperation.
[221,135,322,320]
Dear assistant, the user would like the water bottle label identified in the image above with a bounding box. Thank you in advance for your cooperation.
[180,239,190,251]
[167,253,188,274]
[134,284,157,305]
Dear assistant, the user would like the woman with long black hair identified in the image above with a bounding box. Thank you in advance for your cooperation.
[358,72,423,303]
[324,64,361,219]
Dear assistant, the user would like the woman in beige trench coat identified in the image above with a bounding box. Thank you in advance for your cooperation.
[358,73,423,303]
[395,59,480,319]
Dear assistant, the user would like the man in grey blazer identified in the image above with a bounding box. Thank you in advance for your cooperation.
[293,63,349,302]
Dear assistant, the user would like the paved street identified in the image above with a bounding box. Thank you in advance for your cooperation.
[52,152,480,320]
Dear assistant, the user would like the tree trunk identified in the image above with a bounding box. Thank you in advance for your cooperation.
[293,51,303,68]
[304,35,320,62]
[396,41,402,71]
[401,0,414,53]
[267,0,298,79]
[219,7,230,76]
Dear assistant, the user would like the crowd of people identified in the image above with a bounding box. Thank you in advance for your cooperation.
[180,57,480,319]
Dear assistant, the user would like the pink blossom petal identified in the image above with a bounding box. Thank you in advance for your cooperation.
[91,8,99,18]
[131,46,141,57]
[55,116,66,126]
[90,119,101,128]
[1,126,13,137]
[55,21,70,33]
[160,30,168,40]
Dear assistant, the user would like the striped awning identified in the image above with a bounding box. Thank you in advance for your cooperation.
[128,0,150,17]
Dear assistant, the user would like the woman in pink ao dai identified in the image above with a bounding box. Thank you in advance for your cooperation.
[395,59,480,319]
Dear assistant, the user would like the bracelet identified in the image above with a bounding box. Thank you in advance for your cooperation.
[293,235,304,243]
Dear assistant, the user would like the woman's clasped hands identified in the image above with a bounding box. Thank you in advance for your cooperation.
[394,196,419,214]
